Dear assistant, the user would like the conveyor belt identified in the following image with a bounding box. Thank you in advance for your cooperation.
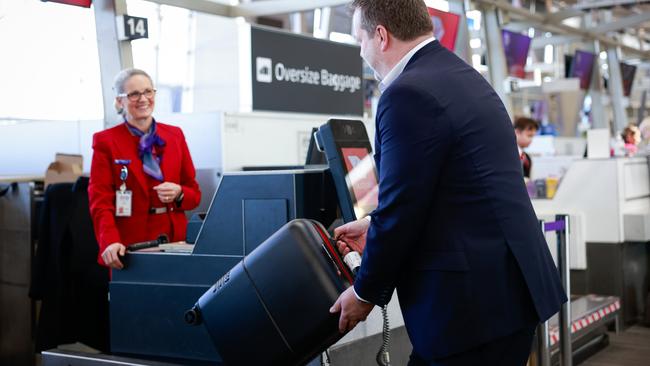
[547,294,621,348]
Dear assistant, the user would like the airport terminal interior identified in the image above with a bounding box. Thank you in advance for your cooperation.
[1,0,650,365]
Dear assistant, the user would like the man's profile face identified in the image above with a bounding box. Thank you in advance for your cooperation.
[352,8,381,79]
[515,127,537,148]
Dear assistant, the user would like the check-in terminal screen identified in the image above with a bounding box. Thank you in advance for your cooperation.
[316,119,378,222]
[339,147,378,219]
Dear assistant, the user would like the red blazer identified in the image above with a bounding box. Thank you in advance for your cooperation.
[88,122,201,265]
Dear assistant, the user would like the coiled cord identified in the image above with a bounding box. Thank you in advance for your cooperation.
[376,305,391,366]
[321,349,331,366]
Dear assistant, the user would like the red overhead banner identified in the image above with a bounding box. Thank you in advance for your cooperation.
[44,0,92,8]
[427,7,460,51]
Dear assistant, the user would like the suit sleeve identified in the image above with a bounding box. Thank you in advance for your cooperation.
[176,128,201,211]
[354,84,453,306]
[88,133,121,256]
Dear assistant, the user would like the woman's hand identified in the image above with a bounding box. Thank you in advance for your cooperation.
[102,242,126,269]
[153,182,182,203]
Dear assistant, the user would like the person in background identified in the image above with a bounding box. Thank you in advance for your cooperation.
[330,1,566,365]
[514,116,540,179]
[88,68,201,270]
[637,117,650,153]
[621,124,641,157]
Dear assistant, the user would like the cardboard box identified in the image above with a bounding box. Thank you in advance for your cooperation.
[44,153,83,189]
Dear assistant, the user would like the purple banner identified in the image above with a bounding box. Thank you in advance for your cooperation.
[502,29,531,79]
[569,50,596,90]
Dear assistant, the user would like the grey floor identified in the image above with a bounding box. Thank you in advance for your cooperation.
[31,324,650,366]
[580,326,650,366]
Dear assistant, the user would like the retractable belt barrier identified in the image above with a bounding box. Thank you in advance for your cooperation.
[536,214,571,366]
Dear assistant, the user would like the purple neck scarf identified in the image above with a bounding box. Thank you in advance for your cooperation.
[125,119,165,181]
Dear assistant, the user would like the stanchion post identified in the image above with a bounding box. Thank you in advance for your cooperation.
[556,214,572,366]
[536,321,551,366]
[535,220,551,366]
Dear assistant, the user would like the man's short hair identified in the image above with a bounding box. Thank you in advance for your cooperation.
[351,0,433,41]
[513,116,540,131]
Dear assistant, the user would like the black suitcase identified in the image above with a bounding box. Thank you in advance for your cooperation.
[185,219,354,366]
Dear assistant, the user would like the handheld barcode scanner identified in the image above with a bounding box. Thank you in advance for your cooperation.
[126,234,169,252]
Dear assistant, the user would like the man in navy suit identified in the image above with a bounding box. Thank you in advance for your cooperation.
[329,1,567,365]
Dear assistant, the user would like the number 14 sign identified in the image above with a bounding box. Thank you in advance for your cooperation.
[116,14,148,41]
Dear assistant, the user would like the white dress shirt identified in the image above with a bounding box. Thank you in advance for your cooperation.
[378,37,435,93]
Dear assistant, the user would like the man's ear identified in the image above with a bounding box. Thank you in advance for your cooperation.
[376,25,390,52]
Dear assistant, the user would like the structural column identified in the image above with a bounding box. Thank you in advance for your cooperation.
[289,12,305,34]
[584,12,607,130]
[93,0,133,128]
[313,7,331,39]
[606,47,627,132]
[602,11,627,133]
[448,0,471,64]
[482,5,512,117]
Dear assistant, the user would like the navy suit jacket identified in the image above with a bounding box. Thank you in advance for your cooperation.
[353,40,567,360]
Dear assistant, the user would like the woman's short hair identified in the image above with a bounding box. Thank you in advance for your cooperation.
[513,116,540,131]
[113,68,153,95]
[351,0,433,41]
[113,68,153,116]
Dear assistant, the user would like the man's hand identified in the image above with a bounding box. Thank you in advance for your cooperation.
[334,217,370,255]
[153,182,182,204]
[330,286,374,333]
[102,242,126,269]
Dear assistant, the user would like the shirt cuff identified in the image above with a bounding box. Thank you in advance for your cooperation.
[363,215,371,223]
[353,286,372,304]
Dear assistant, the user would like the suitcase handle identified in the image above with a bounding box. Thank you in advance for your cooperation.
[310,220,355,285]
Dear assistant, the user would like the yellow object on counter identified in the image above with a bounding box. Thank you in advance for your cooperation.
[546,177,559,199]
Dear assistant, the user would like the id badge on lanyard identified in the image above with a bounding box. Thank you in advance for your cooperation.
[116,165,132,217]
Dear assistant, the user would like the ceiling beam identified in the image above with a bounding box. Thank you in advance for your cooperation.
[503,21,534,32]
[531,35,583,49]
[544,8,585,23]
[475,0,650,58]
[590,12,650,34]
[143,0,350,18]
[232,0,350,17]
[573,0,650,11]
[145,0,231,16]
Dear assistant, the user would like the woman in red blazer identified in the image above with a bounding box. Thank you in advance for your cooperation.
[89,68,201,269]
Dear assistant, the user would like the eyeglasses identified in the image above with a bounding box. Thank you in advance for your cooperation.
[118,88,156,101]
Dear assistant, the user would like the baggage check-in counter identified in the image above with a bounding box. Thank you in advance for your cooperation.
[531,157,650,324]
[110,168,338,362]
[533,157,650,245]
[106,120,407,365]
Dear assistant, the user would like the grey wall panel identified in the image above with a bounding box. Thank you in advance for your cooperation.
[0,284,34,366]
[0,182,36,366]
[1,231,31,286]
